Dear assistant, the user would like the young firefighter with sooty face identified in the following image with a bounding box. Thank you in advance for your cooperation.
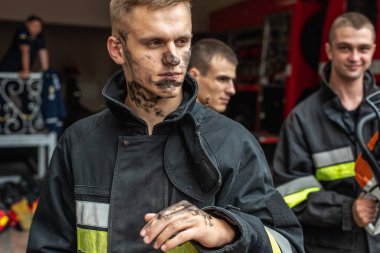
[27,1,304,252]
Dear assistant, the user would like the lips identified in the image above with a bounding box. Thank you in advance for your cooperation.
[158,72,182,81]
[346,65,361,71]
[220,98,230,105]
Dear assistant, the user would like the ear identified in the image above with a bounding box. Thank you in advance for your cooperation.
[107,36,125,65]
[325,42,332,60]
[188,67,200,80]
[371,44,377,57]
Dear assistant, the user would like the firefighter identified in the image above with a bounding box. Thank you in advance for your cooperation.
[273,12,380,253]
[188,38,237,113]
[0,15,49,79]
[26,0,304,252]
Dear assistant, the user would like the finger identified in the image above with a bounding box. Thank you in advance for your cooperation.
[145,213,156,222]
[143,209,192,244]
[153,218,192,249]
[141,213,157,237]
[158,200,193,217]
[142,203,195,233]
[161,228,197,251]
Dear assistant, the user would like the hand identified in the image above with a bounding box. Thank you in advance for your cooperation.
[18,70,30,79]
[140,200,236,252]
[352,193,379,227]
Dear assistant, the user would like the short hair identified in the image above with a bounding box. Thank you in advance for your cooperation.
[329,12,376,43]
[188,38,238,75]
[110,0,191,35]
[25,15,44,24]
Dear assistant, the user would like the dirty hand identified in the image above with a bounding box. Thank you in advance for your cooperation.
[140,200,236,252]
[352,193,379,227]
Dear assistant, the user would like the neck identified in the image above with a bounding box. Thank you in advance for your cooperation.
[329,72,364,111]
[125,91,183,135]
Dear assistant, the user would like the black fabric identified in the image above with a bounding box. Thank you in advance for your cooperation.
[27,71,304,253]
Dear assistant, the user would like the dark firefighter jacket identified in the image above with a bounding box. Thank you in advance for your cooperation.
[273,63,380,253]
[27,70,304,253]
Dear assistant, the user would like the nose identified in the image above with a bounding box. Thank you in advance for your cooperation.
[162,43,180,66]
[348,49,360,62]
[226,80,236,96]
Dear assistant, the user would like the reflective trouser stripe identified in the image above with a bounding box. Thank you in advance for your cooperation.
[265,227,293,253]
[283,187,321,208]
[316,162,355,181]
[77,227,108,253]
[167,242,198,253]
[264,227,282,253]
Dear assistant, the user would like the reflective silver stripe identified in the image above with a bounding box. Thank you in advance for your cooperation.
[276,175,322,197]
[265,226,292,253]
[312,146,354,168]
[76,201,109,229]
[370,60,380,75]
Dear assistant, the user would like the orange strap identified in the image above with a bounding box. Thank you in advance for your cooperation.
[356,132,378,188]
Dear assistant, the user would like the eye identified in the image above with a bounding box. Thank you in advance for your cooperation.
[175,38,190,47]
[217,76,231,83]
[359,46,371,53]
[147,40,163,48]
[338,45,350,52]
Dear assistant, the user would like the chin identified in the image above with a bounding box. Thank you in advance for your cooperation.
[159,87,182,98]
[214,106,226,113]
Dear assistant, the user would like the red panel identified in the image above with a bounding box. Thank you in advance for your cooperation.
[210,0,294,33]
[284,2,321,116]
[319,0,346,64]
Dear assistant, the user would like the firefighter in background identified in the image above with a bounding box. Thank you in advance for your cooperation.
[0,15,49,79]
[188,38,237,113]
[273,12,380,253]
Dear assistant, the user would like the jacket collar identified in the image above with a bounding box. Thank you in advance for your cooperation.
[321,62,378,133]
[101,69,199,126]
[102,70,221,201]
[320,62,378,106]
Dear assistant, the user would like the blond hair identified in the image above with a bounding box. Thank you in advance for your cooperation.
[110,0,191,35]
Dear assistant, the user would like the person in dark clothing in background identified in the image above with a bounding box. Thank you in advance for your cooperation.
[273,12,380,253]
[188,38,237,113]
[0,15,49,79]
[27,0,304,252]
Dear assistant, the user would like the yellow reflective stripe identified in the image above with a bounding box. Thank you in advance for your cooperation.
[316,162,355,181]
[265,228,282,253]
[283,187,321,208]
[77,227,107,253]
[167,242,198,253]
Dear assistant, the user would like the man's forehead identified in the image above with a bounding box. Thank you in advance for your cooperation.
[333,26,375,43]
[119,3,191,33]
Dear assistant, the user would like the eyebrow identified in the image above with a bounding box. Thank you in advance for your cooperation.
[138,34,192,44]
[336,42,373,47]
